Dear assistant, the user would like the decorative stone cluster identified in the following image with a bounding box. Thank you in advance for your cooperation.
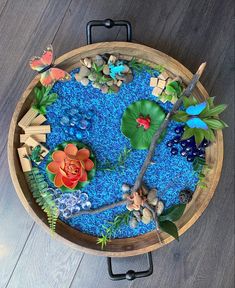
[121,183,164,228]
[75,54,133,94]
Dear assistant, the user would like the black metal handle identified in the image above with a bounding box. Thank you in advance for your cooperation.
[86,19,132,44]
[107,252,153,281]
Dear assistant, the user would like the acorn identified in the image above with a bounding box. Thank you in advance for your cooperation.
[179,189,193,204]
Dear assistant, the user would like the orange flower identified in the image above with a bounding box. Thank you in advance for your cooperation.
[47,143,94,189]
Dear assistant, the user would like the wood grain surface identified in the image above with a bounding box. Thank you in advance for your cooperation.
[0,0,234,287]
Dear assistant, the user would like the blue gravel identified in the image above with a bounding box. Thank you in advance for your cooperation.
[38,68,199,238]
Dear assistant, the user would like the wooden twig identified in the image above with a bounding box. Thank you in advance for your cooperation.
[132,63,207,192]
[66,63,206,219]
[65,199,127,219]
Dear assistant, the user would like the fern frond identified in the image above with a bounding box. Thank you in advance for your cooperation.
[25,167,59,233]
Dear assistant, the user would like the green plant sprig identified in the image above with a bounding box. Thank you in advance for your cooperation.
[99,147,132,172]
[128,57,164,75]
[32,86,58,115]
[193,157,210,189]
[158,204,186,241]
[25,167,59,233]
[97,210,131,249]
[25,145,44,163]
[172,95,228,145]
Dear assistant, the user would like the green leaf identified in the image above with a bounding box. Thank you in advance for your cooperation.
[159,204,186,222]
[193,129,205,145]
[39,106,47,115]
[203,118,228,129]
[121,100,166,149]
[172,111,189,122]
[182,96,192,108]
[201,104,227,117]
[159,220,179,240]
[181,127,194,140]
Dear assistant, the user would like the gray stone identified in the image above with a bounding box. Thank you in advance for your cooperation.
[88,73,97,81]
[103,65,110,75]
[80,78,89,86]
[75,66,90,82]
[121,183,130,193]
[101,85,109,94]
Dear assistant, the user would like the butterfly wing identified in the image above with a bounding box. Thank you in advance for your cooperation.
[29,45,53,72]
[186,102,207,116]
[186,117,208,130]
[40,67,71,87]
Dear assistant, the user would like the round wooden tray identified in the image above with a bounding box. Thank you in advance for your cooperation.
[8,42,223,257]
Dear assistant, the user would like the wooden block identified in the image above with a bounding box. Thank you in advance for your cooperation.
[152,86,163,96]
[158,71,170,80]
[24,125,51,134]
[18,108,38,129]
[25,137,49,159]
[30,114,47,125]
[150,77,158,87]
[157,79,166,89]
[20,134,46,143]
[166,78,173,85]
[116,80,123,87]
[17,146,32,172]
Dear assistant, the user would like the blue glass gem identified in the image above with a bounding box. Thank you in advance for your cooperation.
[180,150,187,157]
[187,155,194,162]
[84,110,93,119]
[59,203,66,211]
[72,206,81,214]
[180,140,187,148]
[60,116,70,126]
[192,149,198,157]
[69,108,79,116]
[70,116,80,127]
[63,209,72,217]
[185,147,192,152]
[171,147,178,155]
[69,127,76,136]
[167,140,174,147]
[173,136,181,144]
[63,127,69,134]
[75,131,82,140]
[175,126,184,134]
[78,119,90,130]
[198,152,205,158]
[81,201,91,210]
[79,193,89,203]
[186,137,195,144]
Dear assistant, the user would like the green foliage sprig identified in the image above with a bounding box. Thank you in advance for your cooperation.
[158,80,183,104]
[99,147,132,172]
[128,57,164,75]
[25,167,59,233]
[172,96,228,145]
[32,86,58,115]
[25,145,44,163]
[158,204,186,240]
[193,157,210,189]
[97,211,131,249]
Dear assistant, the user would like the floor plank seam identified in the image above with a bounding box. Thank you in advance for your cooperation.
[68,253,85,288]
[4,222,35,288]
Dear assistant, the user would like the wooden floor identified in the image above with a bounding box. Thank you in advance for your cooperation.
[0,0,234,287]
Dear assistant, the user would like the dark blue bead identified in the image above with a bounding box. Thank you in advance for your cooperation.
[180,150,187,157]
[173,136,181,143]
[171,147,178,155]
[185,146,192,152]
[198,152,205,158]
[187,155,195,162]
[175,126,184,134]
[192,150,198,156]
[180,140,187,147]
[167,140,174,147]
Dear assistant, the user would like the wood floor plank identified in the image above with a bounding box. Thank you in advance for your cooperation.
[6,226,83,288]
[0,0,73,287]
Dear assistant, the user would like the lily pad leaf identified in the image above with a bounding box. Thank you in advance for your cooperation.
[121,100,166,149]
